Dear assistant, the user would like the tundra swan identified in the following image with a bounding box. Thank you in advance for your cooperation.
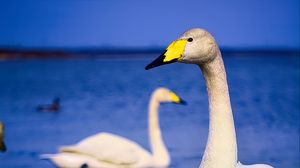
[145,28,273,168]
[41,88,186,168]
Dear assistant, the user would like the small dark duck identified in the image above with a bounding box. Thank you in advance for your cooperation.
[37,98,60,112]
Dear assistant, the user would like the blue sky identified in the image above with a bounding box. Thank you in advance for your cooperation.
[0,0,299,49]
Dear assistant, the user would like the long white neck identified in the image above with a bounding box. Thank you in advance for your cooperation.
[199,51,237,168]
[148,96,170,167]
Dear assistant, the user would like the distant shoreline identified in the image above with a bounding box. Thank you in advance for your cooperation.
[0,48,299,60]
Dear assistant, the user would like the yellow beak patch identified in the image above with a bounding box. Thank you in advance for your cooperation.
[164,40,187,62]
[144,39,187,70]
[169,92,180,103]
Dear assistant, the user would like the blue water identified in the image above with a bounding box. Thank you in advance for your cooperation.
[0,55,299,168]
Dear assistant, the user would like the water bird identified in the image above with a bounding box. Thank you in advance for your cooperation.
[145,28,273,168]
[37,98,60,112]
[0,121,7,152]
[41,88,186,168]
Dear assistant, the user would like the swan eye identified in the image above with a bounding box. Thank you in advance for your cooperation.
[187,38,193,42]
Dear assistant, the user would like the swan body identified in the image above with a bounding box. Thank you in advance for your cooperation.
[41,132,152,168]
[145,28,274,168]
[42,88,186,168]
[237,162,274,168]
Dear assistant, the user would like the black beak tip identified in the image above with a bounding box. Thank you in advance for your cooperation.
[179,99,187,105]
[145,64,152,70]
[0,142,7,152]
[144,52,168,70]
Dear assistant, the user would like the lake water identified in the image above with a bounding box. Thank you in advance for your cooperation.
[0,54,299,168]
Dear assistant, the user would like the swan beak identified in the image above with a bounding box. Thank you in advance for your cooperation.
[178,98,187,105]
[145,39,187,70]
[170,92,187,105]
[0,141,6,152]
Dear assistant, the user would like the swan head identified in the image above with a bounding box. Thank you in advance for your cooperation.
[145,28,218,70]
[152,87,186,105]
[0,122,3,131]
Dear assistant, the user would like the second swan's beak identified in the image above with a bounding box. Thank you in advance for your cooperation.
[170,92,187,105]
[178,98,187,105]
[145,39,187,70]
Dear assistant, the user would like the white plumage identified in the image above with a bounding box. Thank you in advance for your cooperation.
[41,132,152,168]
[41,88,185,168]
[145,28,274,168]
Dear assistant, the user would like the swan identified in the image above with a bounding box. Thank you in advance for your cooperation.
[0,121,7,152]
[145,28,274,168]
[41,88,186,168]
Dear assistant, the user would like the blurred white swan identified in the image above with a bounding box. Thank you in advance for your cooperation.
[41,88,186,168]
[146,28,274,168]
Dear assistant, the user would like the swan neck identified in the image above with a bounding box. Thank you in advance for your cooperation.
[199,52,237,168]
[148,95,170,166]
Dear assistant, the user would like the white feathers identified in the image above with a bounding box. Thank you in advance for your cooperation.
[237,162,274,168]
[59,132,149,165]
[41,88,181,168]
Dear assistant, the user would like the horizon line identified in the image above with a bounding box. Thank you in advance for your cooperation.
[0,47,299,60]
